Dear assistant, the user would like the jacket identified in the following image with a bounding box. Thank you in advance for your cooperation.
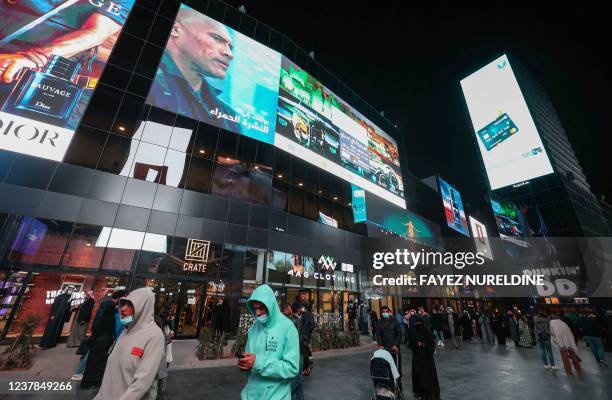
[94,288,165,400]
[533,316,551,340]
[550,318,578,353]
[241,285,300,400]
[376,317,401,348]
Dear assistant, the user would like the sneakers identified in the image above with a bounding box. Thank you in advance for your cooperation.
[70,374,83,381]
[551,365,559,370]
[544,365,551,369]
[599,361,609,367]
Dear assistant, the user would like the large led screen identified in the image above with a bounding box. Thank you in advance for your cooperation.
[438,177,469,236]
[490,194,529,247]
[460,54,554,190]
[468,216,493,260]
[0,0,136,161]
[147,4,405,208]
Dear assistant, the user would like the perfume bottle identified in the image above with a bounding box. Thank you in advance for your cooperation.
[2,55,83,126]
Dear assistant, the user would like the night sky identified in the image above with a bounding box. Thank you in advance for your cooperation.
[225,1,610,210]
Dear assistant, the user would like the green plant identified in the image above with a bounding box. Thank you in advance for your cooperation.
[0,315,39,370]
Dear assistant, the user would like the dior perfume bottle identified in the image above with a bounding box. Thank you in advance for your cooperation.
[2,55,83,126]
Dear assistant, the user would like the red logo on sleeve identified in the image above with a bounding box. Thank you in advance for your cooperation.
[131,347,145,358]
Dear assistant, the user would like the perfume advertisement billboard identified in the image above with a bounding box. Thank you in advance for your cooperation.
[460,54,554,190]
[147,4,406,209]
[0,0,136,161]
[438,177,469,237]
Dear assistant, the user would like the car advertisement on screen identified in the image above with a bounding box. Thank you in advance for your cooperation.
[147,5,405,209]
[490,194,530,247]
[469,216,493,260]
[460,54,554,190]
[438,177,469,236]
[147,4,282,145]
[0,0,136,161]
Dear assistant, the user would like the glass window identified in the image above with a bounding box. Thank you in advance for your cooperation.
[304,192,318,221]
[243,248,266,282]
[124,141,169,184]
[190,122,218,160]
[97,133,134,174]
[5,156,56,190]
[216,129,238,159]
[3,217,73,268]
[219,244,246,282]
[112,94,148,136]
[98,227,144,272]
[288,188,304,216]
[271,178,288,210]
[170,116,196,152]
[169,237,220,280]
[266,251,290,286]
[63,125,107,169]
[62,224,106,270]
[183,156,213,193]
[211,157,252,202]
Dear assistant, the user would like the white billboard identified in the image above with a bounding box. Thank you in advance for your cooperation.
[469,216,493,260]
[460,54,554,190]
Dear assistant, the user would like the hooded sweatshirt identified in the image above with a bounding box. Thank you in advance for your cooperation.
[550,318,578,353]
[241,285,300,400]
[94,288,165,400]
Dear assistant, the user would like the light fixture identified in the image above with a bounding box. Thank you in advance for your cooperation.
[226,157,231,161]
[199,149,205,154]
[298,182,303,187]
[333,196,338,201]
[254,165,259,170]
[318,190,322,194]
[117,126,125,132]
[348,203,352,206]
[85,242,91,247]
[277,174,283,179]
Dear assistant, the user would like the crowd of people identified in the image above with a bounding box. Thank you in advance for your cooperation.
[36,284,610,400]
[368,304,610,399]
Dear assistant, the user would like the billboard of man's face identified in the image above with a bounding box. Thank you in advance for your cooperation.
[171,11,234,80]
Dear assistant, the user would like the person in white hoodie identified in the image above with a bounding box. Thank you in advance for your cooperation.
[94,287,165,400]
[549,315,582,375]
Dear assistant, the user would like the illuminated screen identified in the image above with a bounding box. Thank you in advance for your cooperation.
[147,4,405,208]
[490,194,529,247]
[438,177,469,236]
[319,211,338,228]
[468,216,493,260]
[460,54,554,190]
[0,0,136,161]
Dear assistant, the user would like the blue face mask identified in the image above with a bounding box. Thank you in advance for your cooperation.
[382,312,391,319]
[120,315,133,327]
[256,314,269,324]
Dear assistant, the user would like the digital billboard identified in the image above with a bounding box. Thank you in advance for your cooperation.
[460,54,554,190]
[438,177,469,236]
[319,211,338,228]
[468,216,493,260]
[147,4,405,208]
[490,194,530,247]
[0,0,136,161]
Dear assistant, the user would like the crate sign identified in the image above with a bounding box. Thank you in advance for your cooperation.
[183,238,210,272]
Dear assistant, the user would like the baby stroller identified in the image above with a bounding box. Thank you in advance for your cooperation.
[370,348,403,400]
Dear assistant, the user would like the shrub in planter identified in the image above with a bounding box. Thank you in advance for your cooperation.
[0,315,40,370]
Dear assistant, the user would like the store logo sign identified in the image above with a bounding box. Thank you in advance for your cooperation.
[318,255,336,272]
[185,239,210,262]
[183,239,210,273]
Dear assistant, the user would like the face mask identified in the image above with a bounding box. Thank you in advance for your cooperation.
[382,312,391,319]
[301,307,306,312]
[120,315,133,327]
[257,314,269,324]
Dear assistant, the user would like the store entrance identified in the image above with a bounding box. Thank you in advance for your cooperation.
[143,278,205,338]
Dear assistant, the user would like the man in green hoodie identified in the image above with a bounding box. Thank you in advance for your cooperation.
[239,284,300,400]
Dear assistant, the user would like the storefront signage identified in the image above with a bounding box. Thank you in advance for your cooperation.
[318,255,337,272]
[45,282,84,305]
[183,238,210,272]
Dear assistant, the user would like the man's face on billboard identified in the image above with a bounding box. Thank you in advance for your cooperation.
[174,12,234,80]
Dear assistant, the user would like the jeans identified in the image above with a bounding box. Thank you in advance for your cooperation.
[584,336,605,363]
[75,352,89,374]
[291,354,304,400]
[537,338,555,366]
[433,330,445,344]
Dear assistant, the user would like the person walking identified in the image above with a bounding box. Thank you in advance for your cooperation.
[411,317,441,400]
[508,310,520,347]
[550,315,582,375]
[377,306,403,390]
[491,311,506,345]
[518,315,533,348]
[533,313,558,370]
[446,307,462,349]
[577,313,608,367]
[430,306,445,347]
[461,310,472,342]
[67,289,95,348]
[94,288,165,400]
[370,310,379,342]
[478,311,495,345]
[300,302,315,376]
[155,307,174,400]
[80,289,124,389]
[239,285,300,400]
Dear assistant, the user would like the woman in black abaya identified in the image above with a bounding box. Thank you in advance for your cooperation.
[411,318,440,400]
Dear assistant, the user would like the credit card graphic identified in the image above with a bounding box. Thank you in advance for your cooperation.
[477,113,519,151]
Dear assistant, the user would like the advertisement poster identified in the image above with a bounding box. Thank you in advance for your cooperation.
[460,54,554,190]
[438,177,469,236]
[318,211,339,228]
[468,216,493,260]
[0,0,136,161]
[147,5,405,209]
[147,4,281,145]
[351,184,367,223]
[490,194,530,247]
